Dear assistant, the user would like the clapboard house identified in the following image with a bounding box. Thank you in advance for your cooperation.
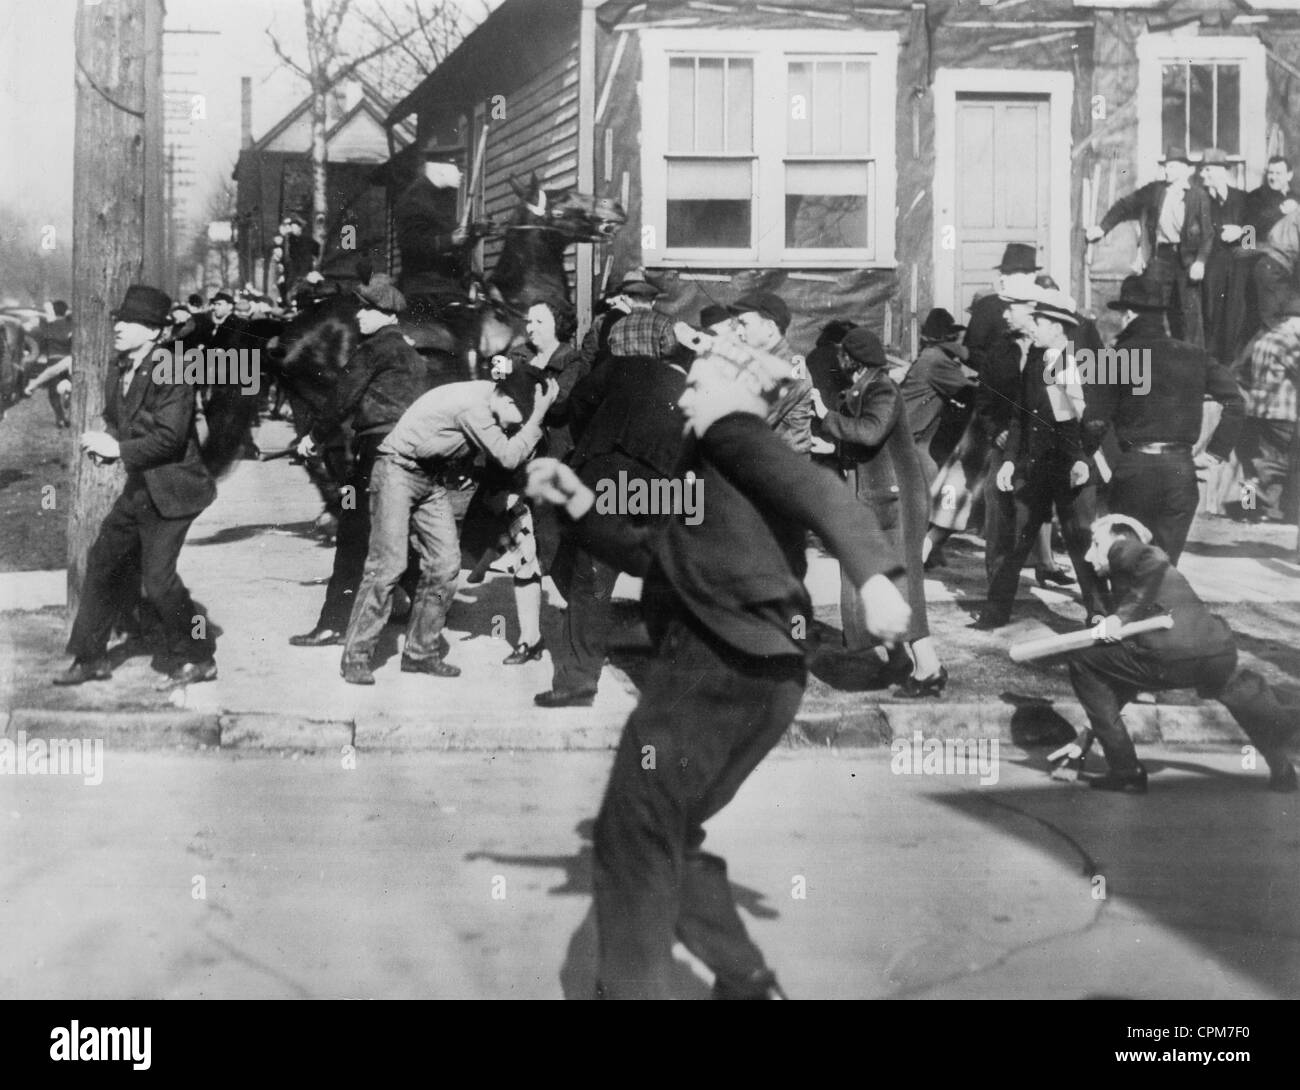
[381,0,1300,352]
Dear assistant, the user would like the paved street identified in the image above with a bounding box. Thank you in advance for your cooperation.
[1,746,1296,1000]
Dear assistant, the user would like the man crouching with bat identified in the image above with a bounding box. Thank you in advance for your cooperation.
[526,325,912,999]
[1031,514,1299,794]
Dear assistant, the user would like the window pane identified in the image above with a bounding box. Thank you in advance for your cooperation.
[1188,64,1213,154]
[667,159,752,247]
[669,58,694,152]
[697,58,726,152]
[785,161,868,248]
[1162,63,1186,153]
[813,62,844,155]
[1216,64,1240,155]
[843,61,870,155]
[788,61,811,154]
[727,59,753,153]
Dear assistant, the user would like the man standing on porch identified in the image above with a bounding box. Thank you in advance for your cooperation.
[1086,147,1213,347]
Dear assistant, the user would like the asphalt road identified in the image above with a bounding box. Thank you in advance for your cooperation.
[1,746,1295,1000]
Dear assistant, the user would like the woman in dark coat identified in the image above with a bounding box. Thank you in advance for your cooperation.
[818,328,948,697]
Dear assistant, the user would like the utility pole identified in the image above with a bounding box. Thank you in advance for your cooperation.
[68,0,165,621]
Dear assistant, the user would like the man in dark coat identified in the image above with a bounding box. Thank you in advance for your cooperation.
[1086,148,1214,346]
[533,351,688,707]
[38,300,73,427]
[525,330,912,999]
[1086,275,1245,565]
[976,288,1106,629]
[56,285,218,687]
[289,275,433,646]
[898,307,974,484]
[1065,514,1299,793]
[1254,205,1300,330]
[1199,148,1249,365]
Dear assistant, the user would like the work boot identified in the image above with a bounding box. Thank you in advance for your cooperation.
[341,660,375,686]
[400,656,460,678]
[1089,765,1148,793]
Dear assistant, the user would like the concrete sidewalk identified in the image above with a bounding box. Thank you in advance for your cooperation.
[3,419,1298,753]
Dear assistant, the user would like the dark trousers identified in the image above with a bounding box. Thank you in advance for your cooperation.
[1147,247,1204,347]
[1224,252,1261,360]
[593,609,805,999]
[1070,642,1299,774]
[1254,255,1296,329]
[547,535,621,694]
[983,457,1104,620]
[1202,250,1236,364]
[316,431,386,632]
[1108,450,1200,564]
[1236,417,1299,523]
[67,482,215,664]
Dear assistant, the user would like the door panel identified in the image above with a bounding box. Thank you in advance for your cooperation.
[954,93,1050,314]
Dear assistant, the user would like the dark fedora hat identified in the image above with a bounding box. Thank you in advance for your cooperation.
[1162,146,1191,165]
[211,290,235,305]
[840,327,888,369]
[920,307,965,341]
[112,284,172,327]
[996,242,1041,273]
[729,290,791,333]
[1107,274,1171,313]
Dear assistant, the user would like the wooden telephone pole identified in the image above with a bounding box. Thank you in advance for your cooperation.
[68,0,165,621]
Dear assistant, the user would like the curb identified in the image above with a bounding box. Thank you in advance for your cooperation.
[3,700,1257,753]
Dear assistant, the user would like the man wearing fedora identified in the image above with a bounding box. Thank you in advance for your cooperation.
[394,136,485,363]
[1087,274,1245,565]
[1199,148,1249,364]
[56,284,218,687]
[1086,148,1214,346]
[964,243,1042,379]
[978,288,1107,629]
[1254,205,1300,331]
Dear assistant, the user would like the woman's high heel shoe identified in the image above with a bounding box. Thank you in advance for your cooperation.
[894,665,948,698]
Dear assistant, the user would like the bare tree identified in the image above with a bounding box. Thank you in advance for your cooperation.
[352,0,493,104]
[266,0,466,259]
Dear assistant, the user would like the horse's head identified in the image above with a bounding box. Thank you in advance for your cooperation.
[507,174,627,243]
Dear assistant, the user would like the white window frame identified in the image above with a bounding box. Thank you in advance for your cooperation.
[1136,34,1267,186]
[640,28,898,268]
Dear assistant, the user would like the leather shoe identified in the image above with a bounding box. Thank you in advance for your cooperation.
[534,688,596,708]
[52,658,113,686]
[1035,566,1076,588]
[503,639,545,665]
[400,656,460,678]
[341,661,375,685]
[158,659,217,689]
[1089,767,1148,793]
[894,665,948,699]
[969,612,1011,631]
[289,626,344,647]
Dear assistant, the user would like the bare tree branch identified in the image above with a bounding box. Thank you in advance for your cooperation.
[266,29,311,82]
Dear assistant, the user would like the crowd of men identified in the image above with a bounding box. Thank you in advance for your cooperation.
[30,134,1300,1001]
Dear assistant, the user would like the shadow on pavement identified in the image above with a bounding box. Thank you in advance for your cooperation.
[465,818,780,999]
[188,521,323,547]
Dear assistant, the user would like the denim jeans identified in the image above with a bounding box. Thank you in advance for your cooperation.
[342,453,460,666]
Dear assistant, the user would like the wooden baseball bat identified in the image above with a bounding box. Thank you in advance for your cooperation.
[1010,614,1174,663]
